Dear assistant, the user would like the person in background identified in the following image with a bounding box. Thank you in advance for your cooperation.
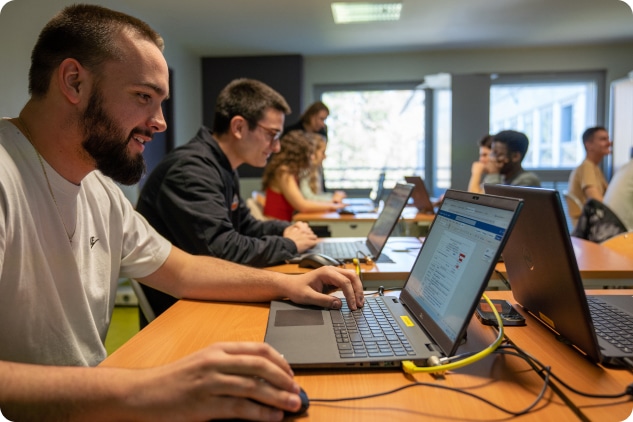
[285,101,331,193]
[299,133,346,202]
[263,131,344,221]
[0,5,363,420]
[483,130,541,187]
[603,158,633,231]
[467,134,494,193]
[284,100,329,139]
[568,126,611,205]
[136,78,319,324]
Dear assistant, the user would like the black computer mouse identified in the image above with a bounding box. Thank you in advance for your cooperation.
[284,387,310,417]
[298,253,341,268]
[250,387,310,418]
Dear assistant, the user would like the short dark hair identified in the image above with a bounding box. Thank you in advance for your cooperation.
[213,78,291,134]
[29,4,164,98]
[478,134,494,149]
[582,126,607,145]
[493,130,530,160]
[300,101,329,125]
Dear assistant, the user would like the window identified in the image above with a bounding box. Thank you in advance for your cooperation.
[560,104,573,143]
[490,72,604,170]
[316,83,426,191]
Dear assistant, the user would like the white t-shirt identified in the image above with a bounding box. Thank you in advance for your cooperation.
[604,160,633,231]
[0,119,171,366]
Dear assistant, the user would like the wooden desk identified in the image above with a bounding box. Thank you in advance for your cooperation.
[100,291,633,420]
[269,237,633,291]
[294,206,435,238]
[265,241,421,290]
[486,289,633,422]
[491,237,633,290]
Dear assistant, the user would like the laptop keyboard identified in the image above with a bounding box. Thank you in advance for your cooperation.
[331,297,417,359]
[587,297,633,354]
[316,241,371,261]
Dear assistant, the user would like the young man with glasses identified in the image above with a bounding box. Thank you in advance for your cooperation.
[136,78,318,324]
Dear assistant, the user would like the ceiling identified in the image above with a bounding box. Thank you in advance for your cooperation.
[109,0,633,57]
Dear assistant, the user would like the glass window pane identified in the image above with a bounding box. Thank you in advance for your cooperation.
[321,89,425,190]
[490,81,597,169]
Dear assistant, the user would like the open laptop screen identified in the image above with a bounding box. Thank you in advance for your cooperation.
[365,183,414,257]
[399,190,521,355]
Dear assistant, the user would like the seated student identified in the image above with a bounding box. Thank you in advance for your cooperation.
[467,134,494,193]
[568,126,611,205]
[285,101,330,193]
[603,158,633,231]
[136,78,319,323]
[262,131,344,221]
[0,5,364,420]
[299,134,346,202]
[284,100,329,139]
[483,130,541,187]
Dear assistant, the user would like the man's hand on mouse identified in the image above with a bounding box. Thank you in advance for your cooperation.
[130,342,303,421]
[285,266,364,310]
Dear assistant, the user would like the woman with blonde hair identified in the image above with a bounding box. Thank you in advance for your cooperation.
[263,131,344,221]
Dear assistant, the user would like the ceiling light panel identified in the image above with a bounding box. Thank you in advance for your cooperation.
[331,2,403,24]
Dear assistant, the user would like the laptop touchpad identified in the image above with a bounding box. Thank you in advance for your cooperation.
[274,310,324,326]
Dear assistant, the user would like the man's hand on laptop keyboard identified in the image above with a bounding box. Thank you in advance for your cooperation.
[285,266,364,311]
[283,222,318,253]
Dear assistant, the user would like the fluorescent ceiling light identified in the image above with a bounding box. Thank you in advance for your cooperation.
[331,2,403,24]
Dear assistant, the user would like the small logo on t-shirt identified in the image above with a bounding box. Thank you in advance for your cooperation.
[90,236,100,249]
[231,194,239,211]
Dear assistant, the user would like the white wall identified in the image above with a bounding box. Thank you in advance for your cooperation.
[303,43,633,121]
[0,0,202,145]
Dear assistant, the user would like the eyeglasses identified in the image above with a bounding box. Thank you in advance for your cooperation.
[257,123,282,143]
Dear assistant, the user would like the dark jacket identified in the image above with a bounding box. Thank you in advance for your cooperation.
[136,126,296,319]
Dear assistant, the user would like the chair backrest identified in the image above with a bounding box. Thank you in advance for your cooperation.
[571,198,627,243]
[130,279,156,324]
[600,231,633,259]
[247,191,269,221]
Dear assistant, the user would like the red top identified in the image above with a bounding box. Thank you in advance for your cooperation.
[263,188,295,221]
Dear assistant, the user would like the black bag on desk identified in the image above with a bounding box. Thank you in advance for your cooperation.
[571,199,627,243]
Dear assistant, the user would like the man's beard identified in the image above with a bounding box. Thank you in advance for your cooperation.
[81,89,147,185]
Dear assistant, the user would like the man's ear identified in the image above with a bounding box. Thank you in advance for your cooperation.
[57,58,88,105]
[230,115,247,140]
[510,151,522,163]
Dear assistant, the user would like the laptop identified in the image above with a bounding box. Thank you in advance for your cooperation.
[484,184,633,366]
[266,189,523,368]
[405,176,436,214]
[299,182,414,263]
[340,172,386,214]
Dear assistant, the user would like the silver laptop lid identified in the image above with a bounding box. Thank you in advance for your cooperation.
[365,182,414,258]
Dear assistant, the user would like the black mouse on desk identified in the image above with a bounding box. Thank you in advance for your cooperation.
[285,387,310,417]
[250,387,310,417]
[298,253,342,268]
